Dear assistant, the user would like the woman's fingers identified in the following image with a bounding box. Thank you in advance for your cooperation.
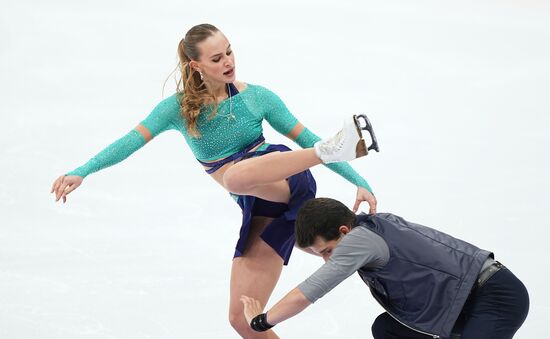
[60,181,80,200]
[51,175,63,194]
[56,181,70,201]
[55,176,67,200]
[354,187,378,214]
[368,196,377,214]
[60,184,74,202]
[52,175,83,203]
[50,177,58,193]
[352,199,361,213]
[364,196,376,214]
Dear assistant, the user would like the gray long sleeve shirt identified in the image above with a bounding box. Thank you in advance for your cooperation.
[297,227,390,303]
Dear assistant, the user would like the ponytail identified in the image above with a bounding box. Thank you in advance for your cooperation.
[176,24,220,137]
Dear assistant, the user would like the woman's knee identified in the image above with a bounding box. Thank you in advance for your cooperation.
[228,309,246,332]
[223,166,251,194]
[228,308,259,337]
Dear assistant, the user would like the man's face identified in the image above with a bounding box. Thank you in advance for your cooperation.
[308,226,351,262]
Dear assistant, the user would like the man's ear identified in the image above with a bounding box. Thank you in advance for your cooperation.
[339,225,351,235]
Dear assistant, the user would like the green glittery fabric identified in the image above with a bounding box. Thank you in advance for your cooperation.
[66,83,372,192]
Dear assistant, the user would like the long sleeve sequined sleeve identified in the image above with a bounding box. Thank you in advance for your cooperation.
[260,86,373,192]
[66,95,180,178]
[66,130,147,178]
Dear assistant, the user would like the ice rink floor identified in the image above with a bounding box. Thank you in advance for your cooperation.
[1,1,549,338]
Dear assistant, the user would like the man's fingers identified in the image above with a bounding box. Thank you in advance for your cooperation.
[240,296,260,323]
[240,295,253,307]
[240,295,263,314]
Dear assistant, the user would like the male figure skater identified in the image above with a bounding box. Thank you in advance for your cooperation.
[241,198,529,339]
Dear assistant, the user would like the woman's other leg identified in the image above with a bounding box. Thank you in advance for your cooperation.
[228,216,284,338]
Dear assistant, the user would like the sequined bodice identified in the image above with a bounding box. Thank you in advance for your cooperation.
[140,83,298,161]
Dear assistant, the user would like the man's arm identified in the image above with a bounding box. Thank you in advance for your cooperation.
[240,257,355,332]
[241,288,311,328]
[240,227,389,331]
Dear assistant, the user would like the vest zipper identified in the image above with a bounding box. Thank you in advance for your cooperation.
[369,281,440,338]
[384,310,440,338]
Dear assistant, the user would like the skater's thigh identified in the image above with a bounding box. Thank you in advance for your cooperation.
[229,216,284,312]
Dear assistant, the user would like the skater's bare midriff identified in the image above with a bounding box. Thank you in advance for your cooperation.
[202,141,267,187]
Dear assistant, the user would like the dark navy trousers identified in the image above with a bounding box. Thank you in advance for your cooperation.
[371,267,529,339]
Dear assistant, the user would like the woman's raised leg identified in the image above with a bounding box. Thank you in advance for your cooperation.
[223,117,368,194]
[223,149,320,195]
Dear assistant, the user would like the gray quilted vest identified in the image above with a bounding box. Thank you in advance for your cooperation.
[356,213,491,338]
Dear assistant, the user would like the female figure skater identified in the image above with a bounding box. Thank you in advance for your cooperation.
[50,24,377,338]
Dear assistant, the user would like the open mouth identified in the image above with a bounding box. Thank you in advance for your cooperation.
[224,68,235,76]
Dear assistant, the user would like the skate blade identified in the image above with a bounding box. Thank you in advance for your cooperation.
[353,115,364,139]
[354,114,379,153]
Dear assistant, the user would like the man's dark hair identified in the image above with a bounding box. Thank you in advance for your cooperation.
[295,197,357,248]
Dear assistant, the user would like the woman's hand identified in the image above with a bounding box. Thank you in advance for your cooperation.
[353,186,377,214]
[51,175,83,203]
[240,295,264,326]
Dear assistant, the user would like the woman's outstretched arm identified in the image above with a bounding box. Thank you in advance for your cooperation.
[51,95,180,202]
[51,128,149,202]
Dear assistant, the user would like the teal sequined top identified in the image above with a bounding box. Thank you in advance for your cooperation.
[67,83,372,191]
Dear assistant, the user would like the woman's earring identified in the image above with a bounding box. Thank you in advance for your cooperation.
[198,70,204,80]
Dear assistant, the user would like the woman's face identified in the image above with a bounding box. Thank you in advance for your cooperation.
[193,31,236,84]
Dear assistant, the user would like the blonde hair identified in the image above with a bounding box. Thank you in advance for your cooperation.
[176,23,220,137]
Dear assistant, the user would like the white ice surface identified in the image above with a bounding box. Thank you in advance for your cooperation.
[1,0,549,338]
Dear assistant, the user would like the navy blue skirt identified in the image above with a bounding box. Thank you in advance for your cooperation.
[232,144,317,265]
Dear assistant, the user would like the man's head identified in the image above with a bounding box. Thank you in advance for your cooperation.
[296,198,357,261]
